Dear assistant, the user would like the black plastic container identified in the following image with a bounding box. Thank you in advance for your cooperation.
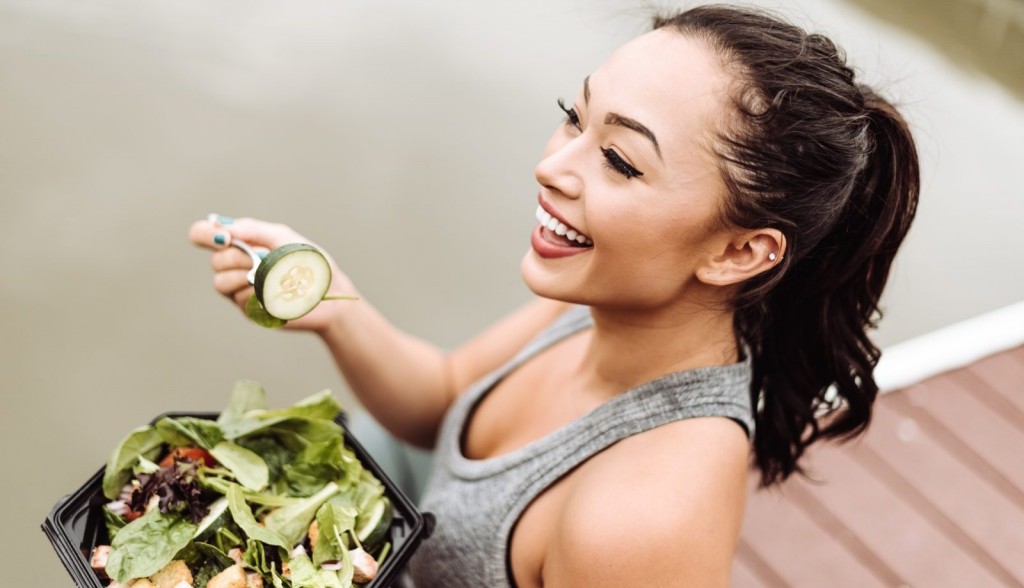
[42,411,431,588]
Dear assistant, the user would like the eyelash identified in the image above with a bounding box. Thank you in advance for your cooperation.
[557,98,643,180]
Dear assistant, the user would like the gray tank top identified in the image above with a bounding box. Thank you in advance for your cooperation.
[407,305,755,587]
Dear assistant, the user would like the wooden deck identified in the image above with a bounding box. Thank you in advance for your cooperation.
[732,345,1024,587]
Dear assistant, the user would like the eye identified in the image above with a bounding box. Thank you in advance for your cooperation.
[557,98,581,130]
[600,146,643,179]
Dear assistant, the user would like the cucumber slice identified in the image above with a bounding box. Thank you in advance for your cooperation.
[355,497,392,551]
[254,243,332,320]
[194,496,230,540]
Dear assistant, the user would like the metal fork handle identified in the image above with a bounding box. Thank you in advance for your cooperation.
[231,240,264,285]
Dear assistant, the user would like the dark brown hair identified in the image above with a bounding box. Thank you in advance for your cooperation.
[654,6,920,487]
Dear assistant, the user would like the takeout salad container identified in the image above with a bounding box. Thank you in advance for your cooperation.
[42,410,431,588]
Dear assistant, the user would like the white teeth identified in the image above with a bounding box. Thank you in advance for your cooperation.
[535,206,551,224]
[534,204,592,245]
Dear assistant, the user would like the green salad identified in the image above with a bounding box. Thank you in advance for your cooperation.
[91,381,393,588]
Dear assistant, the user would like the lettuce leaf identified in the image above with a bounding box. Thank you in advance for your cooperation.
[220,390,341,440]
[312,503,356,567]
[217,380,269,429]
[210,441,269,491]
[156,416,225,450]
[104,510,197,583]
[102,425,164,499]
[289,550,351,588]
[263,481,340,547]
[226,484,290,549]
[103,508,127,543]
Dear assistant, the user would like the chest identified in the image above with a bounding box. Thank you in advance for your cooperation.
[461,331,596,461]
[460,332,598,587]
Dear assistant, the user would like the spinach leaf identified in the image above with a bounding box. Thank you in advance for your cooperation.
[242,538,269,575]
[312,503,357,566]
[273,417,344,445]
[217,380,268,429]
[102,425,164,499]
[235,435,294,485]
[263,481,340,547]
[289,550,351,588]
[222,390,341,440]
[210,441,269,491]
[176,541,234,588]
[271,565,286,588]
[103,508,127,543]
[226,484,289,549]
[244,294,288,329]
[156,416,225,450]
[104,510,198,583]
[212,524,245,555]
[351,470,386,512]
[282,462,335,497]
[288,551,329,588]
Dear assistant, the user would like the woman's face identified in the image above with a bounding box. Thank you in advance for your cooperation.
[521,29,738,310]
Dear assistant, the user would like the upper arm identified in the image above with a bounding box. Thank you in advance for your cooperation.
[543,418,750,587]
[444,297,571,402]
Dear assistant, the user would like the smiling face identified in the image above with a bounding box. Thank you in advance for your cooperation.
[521,29,740,311]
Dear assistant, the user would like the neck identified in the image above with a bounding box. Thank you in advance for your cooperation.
[575,300,739,398]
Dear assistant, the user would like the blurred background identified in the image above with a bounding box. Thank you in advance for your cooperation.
[2,0,1022,585]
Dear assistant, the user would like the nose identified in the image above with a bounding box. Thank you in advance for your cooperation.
[534,135,584,199]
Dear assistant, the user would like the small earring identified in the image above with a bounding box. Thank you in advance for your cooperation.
[768,252,777,261]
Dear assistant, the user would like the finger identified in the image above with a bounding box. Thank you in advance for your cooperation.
[213,269,253,298]
[224,217,302,250]
[233,288,255,309]
[210,247,269,272]
[189,219,234,251]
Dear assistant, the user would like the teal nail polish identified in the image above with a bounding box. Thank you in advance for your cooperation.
[257,250,269,260]
[217,215,235,225]
[214,233,227,245]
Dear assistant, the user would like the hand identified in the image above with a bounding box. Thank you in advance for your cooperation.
[188,215,357,335]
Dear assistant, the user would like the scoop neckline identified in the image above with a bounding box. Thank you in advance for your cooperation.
[446,311,752,479]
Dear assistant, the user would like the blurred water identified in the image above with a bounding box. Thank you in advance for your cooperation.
[2,1,1022,585]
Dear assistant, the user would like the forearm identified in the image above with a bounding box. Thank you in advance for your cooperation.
[318,294,455,449]
[316,295,572,449]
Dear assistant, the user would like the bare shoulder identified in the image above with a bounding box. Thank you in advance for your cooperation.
[543,417,751,587]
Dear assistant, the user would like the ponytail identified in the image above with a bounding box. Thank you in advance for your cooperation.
[746,87,919,486]
[655,6,921,487]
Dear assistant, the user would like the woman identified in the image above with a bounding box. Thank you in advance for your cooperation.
[190,5,918,586]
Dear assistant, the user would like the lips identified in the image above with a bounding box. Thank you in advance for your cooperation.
[535,205,592,246]
[531,195,593,259]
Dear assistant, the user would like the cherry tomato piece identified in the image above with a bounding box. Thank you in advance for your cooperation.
[158,447,217,468]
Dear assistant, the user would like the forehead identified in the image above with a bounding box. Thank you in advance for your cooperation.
[588,29,732,158]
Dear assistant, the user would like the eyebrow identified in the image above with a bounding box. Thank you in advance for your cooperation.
[583,75,662,161]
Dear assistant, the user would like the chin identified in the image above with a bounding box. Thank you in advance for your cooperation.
[519,251,587,305]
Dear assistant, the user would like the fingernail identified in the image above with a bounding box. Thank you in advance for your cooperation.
[207,213,234,226]
[214,232,229,246]
[257,250,269,260]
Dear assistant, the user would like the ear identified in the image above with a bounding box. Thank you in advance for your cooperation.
[695,229,785,287]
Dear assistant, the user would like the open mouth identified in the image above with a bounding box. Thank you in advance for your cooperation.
[535,205,593,248]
